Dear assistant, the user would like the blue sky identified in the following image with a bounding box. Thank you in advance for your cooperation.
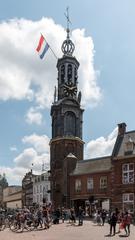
[0,0,135,184]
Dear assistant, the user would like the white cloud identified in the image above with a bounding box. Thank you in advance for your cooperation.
[0,17,101,108]
[0,166,24,185]
[1,155,49,186]
[85,127,117,159]
[14,133,50,170]
[14,147,49,171]
[25,107,43,125]
[0,133,50,185]
[14,148,37,168]
[10,146,17,152]
[22,133,50,153]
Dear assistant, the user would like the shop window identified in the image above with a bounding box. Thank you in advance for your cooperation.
[123,193,134,213]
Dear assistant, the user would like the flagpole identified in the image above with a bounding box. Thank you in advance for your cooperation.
[48,43,58,60]
[40,33,58,60]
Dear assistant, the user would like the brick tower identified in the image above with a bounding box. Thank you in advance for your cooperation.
[50,12,84,207]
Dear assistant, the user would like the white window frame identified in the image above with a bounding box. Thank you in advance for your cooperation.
[122,163,134,184]
[123,193,134,213]
[87,177,93,191]
[75,179,81,193]
[100,176,107,189]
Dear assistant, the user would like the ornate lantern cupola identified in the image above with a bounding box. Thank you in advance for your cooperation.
[61,17,75,56]
[57,9,79,100]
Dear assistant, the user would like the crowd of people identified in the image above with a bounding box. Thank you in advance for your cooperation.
[0,204,133,236]
[0,205,85,232]
[92,208,132,237]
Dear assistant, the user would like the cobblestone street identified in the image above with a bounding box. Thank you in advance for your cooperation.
[0,220,134,240]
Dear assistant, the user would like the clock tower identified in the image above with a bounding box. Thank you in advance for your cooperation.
[50,13,84,207]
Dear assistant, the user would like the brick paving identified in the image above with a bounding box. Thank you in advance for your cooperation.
[0,220,134,240]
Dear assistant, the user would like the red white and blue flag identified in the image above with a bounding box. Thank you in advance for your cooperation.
[36,34,49,59]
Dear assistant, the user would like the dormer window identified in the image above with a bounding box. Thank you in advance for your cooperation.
[125,136,134,155]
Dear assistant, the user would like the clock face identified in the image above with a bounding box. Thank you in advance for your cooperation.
[63,82,77,97]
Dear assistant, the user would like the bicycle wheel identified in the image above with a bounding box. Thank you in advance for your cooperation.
[0,223,5,231]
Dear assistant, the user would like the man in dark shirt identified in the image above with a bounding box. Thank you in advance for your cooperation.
[109,212,117,236]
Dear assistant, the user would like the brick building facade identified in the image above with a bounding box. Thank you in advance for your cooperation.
[70,156,112,210]
[70,123,135,213]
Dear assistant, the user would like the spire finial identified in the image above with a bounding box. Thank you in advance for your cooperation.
[62,7,75,56]
[64,7,72,39]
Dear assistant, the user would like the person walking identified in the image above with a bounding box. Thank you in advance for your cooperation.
[78,206,84,226]
[123,211,132,236]
[42,206,49,229]
[69,208,76,224]
[109,212,117,236]
[101,209,106,226]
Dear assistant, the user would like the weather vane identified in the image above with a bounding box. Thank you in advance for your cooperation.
[64,7,72,33]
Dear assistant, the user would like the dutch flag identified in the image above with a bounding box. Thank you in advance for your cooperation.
[36,34,49,59]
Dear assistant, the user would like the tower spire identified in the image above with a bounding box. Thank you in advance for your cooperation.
[62,7,75,56]
[64,7,71,40]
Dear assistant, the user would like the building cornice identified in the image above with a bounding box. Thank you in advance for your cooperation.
[49,136,85,145]
[112,154,135,161]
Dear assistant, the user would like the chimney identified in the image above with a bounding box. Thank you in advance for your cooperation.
[118,122,126,136]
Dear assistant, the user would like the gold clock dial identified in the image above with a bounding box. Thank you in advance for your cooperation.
[63,82,77,97]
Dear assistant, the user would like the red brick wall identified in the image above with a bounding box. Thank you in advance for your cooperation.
[111,157,135,210]
[70,171,112,201]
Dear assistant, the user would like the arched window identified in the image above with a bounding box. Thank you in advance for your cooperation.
[64,111,76,136]
[68,64,72,82]
[61,65,65,83]
[74,67,78,84]
[56,114,61,136]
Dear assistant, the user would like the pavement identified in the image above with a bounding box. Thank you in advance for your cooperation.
[0,220,134,240]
